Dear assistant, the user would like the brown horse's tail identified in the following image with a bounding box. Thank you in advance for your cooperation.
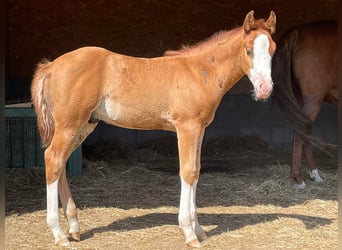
[31,59,54,148]
[271,29,331,151]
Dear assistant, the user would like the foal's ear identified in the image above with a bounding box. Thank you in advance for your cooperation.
[243,10,255,33]
[265,10,276,34]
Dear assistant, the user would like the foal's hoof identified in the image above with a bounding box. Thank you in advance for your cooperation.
[293,181,306,190]
[197,231,208,242]
[187,239,201,248]
[55,238,71,247]
[69,232,81,242]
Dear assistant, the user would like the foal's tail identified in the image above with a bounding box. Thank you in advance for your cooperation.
[271,29,329,151]
[31,59,54,147]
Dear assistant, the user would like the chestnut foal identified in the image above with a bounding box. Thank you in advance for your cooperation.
[31,10,276,247]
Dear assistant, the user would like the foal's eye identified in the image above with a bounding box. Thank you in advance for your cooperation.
[246,48,253,57]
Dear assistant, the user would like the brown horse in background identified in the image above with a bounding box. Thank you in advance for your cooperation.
[31,11,276,247]
[271,20,337,190]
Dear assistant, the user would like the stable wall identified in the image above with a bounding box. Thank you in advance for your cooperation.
[6,0,338,150]
[7,0,338,90]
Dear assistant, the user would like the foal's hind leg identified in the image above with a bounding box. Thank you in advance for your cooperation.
[58,168,80,242]
[46,123,96,246]
[57,123,97,243]
[45,132,75,246]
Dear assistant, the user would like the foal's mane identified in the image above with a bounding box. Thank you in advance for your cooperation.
[164,19,271,57]
[164,29,240,56]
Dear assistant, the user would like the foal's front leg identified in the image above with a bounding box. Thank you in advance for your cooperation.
[179,177,200,247]
[179,178,207,243]
[177,124,206,247]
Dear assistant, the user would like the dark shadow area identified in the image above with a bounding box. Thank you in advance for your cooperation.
[80,212,333,241]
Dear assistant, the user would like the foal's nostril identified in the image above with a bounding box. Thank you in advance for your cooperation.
[259,82,265,90]
[256,80,273,100]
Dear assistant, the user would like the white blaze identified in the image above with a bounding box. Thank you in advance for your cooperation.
[248,34,273,98]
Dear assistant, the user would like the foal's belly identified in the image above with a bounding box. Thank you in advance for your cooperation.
[92,99,175,131]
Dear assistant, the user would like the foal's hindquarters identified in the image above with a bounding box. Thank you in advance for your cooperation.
[32,53,107,246]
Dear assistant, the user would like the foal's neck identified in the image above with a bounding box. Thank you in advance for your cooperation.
[188,28,245,97]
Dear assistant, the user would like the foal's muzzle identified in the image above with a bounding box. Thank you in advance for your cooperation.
[253,76,273,100]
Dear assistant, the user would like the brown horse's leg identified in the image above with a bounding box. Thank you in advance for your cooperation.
[302,100,323,183]
[291,133,306,189]
[176,123,205,248]
[303,145,323,182]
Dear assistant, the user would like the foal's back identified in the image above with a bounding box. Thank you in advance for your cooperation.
[42,46,217,132]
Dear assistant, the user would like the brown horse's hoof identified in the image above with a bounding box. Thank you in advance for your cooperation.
[187,239,201,248]
[309,169,323,183]
[69,232,81,242]
[55,238,71,247]
[293,181,306,190]
[197,231,208,242]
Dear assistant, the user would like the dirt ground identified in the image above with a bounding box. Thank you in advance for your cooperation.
[5,136,338,249]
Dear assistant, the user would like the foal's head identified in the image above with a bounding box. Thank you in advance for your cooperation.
[240,11,276,100]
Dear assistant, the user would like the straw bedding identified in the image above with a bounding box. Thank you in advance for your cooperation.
[5,136,337,249]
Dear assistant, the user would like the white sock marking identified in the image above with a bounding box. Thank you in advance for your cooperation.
[46,179,67,243]
[309,169,323,183]
[179,177,198,243]
[293,181,306,190]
